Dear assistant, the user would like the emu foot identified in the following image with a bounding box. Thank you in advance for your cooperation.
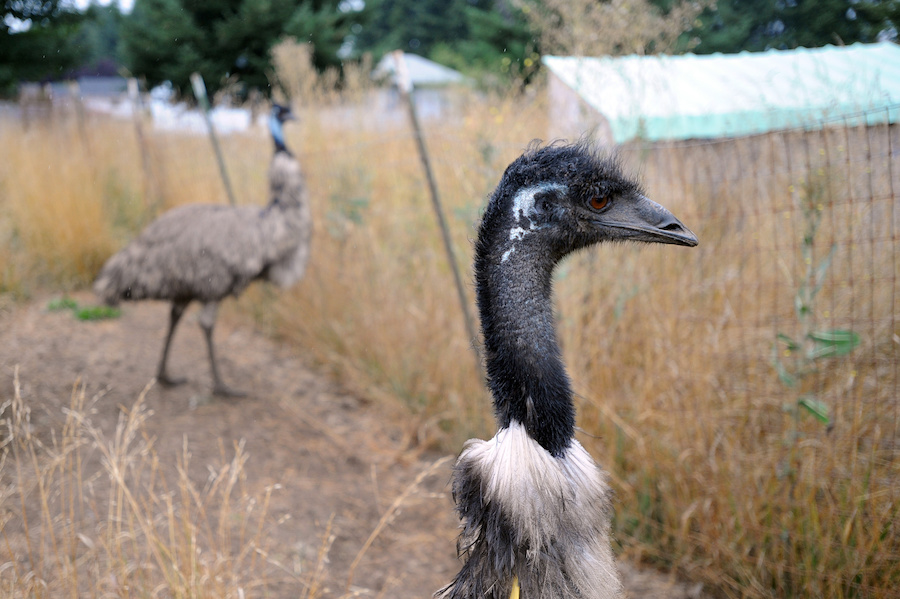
[213,384,248,398]
[157,373,188,387]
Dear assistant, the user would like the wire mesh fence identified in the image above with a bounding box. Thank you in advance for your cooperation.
[634,110,898,419]
[607,111,899,595]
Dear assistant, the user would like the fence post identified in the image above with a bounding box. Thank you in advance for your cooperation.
[127,78,160,214]
[68,80,92,160]
[191,72,237,206]
[392,50,482,374]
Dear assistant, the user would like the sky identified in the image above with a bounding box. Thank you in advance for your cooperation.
[70,0,135,13]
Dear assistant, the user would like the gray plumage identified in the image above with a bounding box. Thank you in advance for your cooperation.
[437,141,698,599]
[94,104,310,396]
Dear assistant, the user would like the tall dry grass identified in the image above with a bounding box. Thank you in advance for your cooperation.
[0,109,273,296]
[1,50,897,597]
[0,370,307,597]
[564,125,900,596]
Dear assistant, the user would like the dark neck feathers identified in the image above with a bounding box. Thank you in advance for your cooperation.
[475,186,576,458]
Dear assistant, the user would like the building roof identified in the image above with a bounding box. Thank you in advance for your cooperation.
[373,52,466,87]
[543,42,900,143]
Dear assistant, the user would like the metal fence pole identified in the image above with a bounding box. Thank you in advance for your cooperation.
[191,72,237,206]
[127,78,161,214]
[392,50,482,373]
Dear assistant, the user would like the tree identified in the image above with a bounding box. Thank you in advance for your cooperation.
[688,0,900,54]
[425,2,538,83]
[353,0,537,84]
[71,3,125,75]
[121,0,364,98]
[353,0,471,58]
[1,0,86,95]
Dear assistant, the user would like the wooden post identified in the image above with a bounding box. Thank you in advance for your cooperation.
[392,50,482,371]
[128,78,160,213]
[68,80,92,160]
[191,72,237,206]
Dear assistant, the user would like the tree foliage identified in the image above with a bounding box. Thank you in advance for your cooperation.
[353,0,473,58]
[1,0,86,94]
[353,0,538,83]
[689,0,900,54]
[121,0,364,98]
[75,3,125,73]
[428,3,539,83]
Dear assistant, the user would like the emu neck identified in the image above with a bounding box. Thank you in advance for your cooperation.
[269,115,290,155]
[475,228,575,458]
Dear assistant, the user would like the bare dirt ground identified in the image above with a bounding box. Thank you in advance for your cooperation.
[0,291,705,598]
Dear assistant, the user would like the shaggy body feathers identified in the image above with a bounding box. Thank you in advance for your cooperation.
[93,201,310,304]
[438,141,697,599]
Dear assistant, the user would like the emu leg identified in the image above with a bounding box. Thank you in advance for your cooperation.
[157,300,189,387]
[199,302,246,397]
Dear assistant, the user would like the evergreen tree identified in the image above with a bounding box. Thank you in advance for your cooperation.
[1,0,86,95]
[430,2,538,82]
[121,0,202,92]
[354,0,471,58]
[74,3,126,74]
[121,0,363,98]
[353,0,536,83]
[689,0,899,54]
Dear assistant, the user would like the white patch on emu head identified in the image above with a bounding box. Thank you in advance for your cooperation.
[509,226,527,241]
[502,183,567,262]
[511,182,567,227]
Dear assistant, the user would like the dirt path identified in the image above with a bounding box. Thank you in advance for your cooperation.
[0,292,704,598]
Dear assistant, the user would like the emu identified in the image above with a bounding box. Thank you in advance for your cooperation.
[437,141,698,599]
[94,104,311,397]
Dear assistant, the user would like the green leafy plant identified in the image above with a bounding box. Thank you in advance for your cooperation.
[75,305,121,321]
[45,296,120,320]
[46,296,79,311]
[773,175,860,430]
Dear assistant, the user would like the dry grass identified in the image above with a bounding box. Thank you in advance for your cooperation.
[0,369,301,597]
[578,125,900,596]
[0,56,898,597]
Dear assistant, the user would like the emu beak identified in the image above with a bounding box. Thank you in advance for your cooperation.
[600,194,698,247]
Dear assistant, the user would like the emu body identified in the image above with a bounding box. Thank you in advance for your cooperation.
[93,104,310,396]
[438,141,697,599]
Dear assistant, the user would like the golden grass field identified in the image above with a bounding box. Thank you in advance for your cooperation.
[1,50,898,597]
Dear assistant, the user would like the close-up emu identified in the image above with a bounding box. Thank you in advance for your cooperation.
[437,141,698,599]
[93,104,311,397]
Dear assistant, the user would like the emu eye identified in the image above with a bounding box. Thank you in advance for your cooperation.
[589,195,609,211]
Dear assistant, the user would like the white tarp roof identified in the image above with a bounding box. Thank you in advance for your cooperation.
[543,42,900,142]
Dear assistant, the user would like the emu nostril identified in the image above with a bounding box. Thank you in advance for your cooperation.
[652,210,698,246]
[661,222,685,232]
